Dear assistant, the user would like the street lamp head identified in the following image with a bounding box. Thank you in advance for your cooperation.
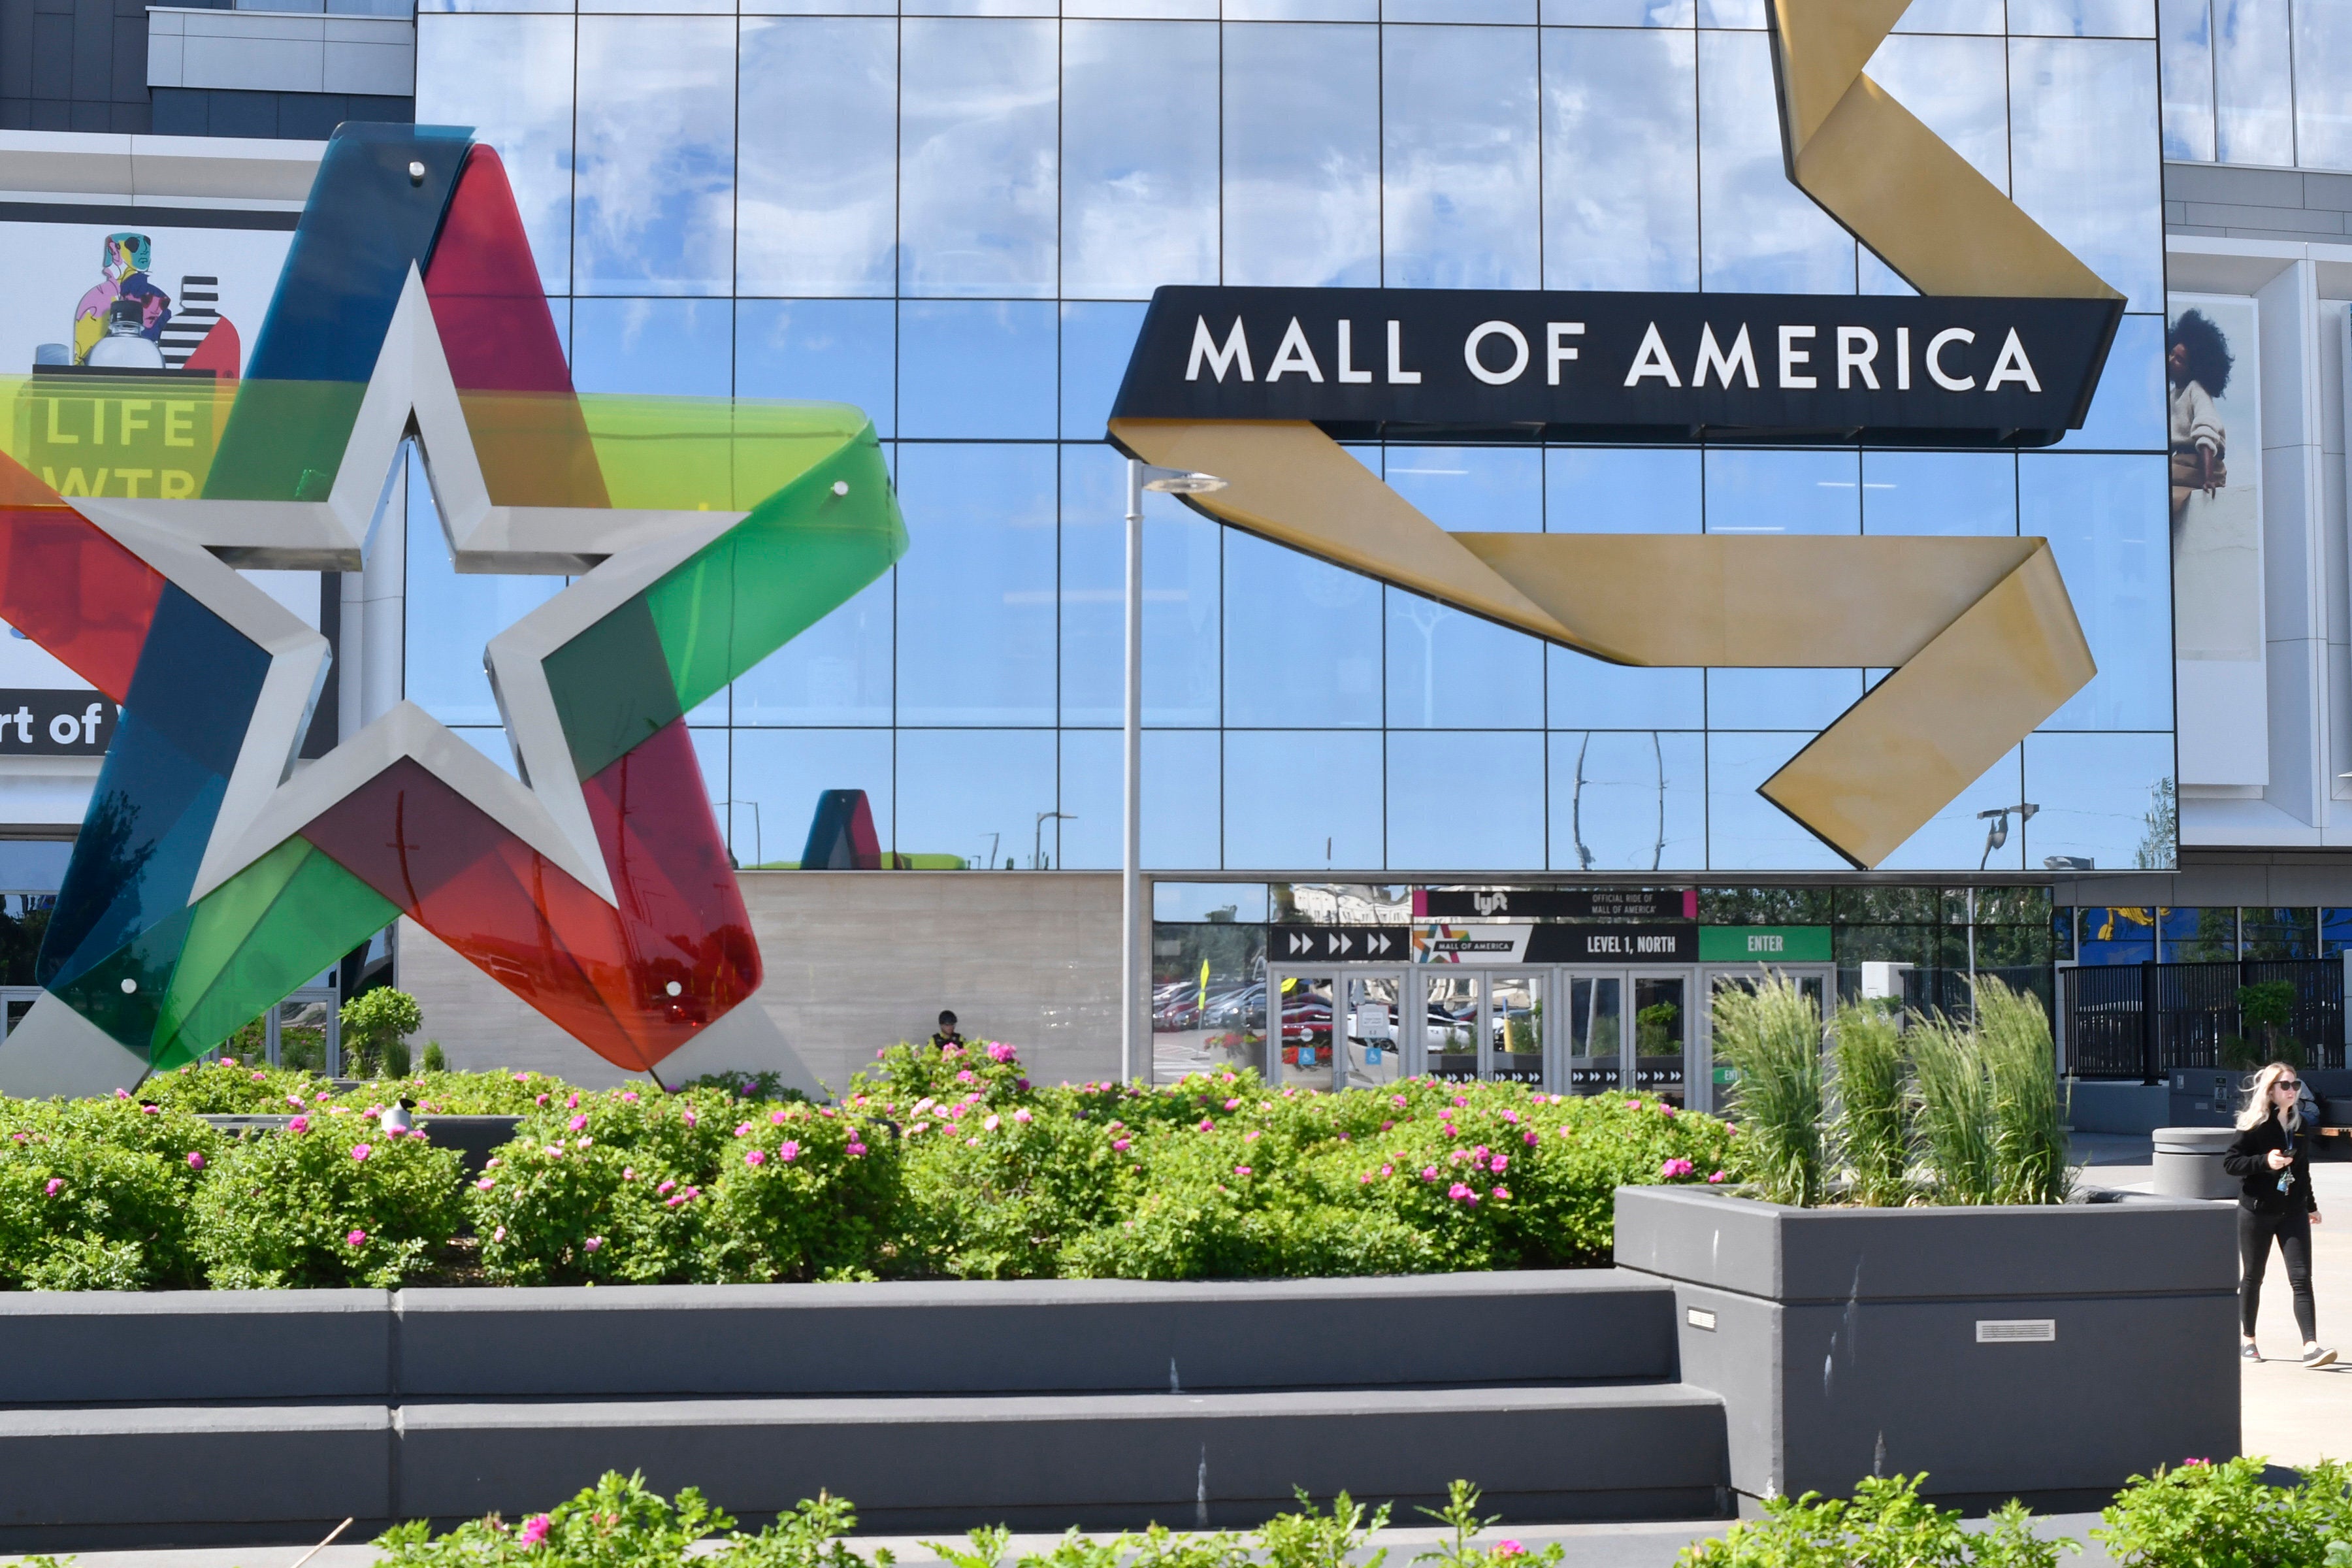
[1138,465,1228,495]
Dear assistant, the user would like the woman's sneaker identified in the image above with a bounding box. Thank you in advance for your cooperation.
[2243,1343,2263,1362]
[2302,1345,2337,1368]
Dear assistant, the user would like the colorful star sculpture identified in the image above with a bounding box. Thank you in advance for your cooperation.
[0,124,906,1094]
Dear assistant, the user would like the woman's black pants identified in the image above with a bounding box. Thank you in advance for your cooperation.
[2239,1205,2317,1343]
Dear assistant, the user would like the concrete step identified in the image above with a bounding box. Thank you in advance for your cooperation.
[0,1384,1731,1544]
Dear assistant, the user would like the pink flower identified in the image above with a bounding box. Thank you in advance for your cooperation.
[1708,1170,1728,1184]
[1448,1182,1476,1201]
[584,1237,603,1252]
[1244,1129,1261,1142]
[987,1042,1017,1063]
[1502,1109,1520,1124]
[346,1229,367,1247]
[956,1070,976,1084]
[186,1151,205,1171]
[477,1177,496,1190]
[140,1105,159,1116]
[1112,1138,1132,1152]
[252,1071,266,1081]
[683,1109,697,1127]
[535,1094,549,1105]
[658,1179,677,1195]
[287,1094,306,1109]
[1490,1154,1509,1175]
[1224,1098,1242,1111]
[1493,1186,1510,1200]
[569,1115,588,1132]
[1392,1094,1408,1107]
[622,1092,639,1103]
[744,1149,768,1168]
[114,1088,129,1100]
[350,1143,372,1162]
[1381,1120,1395,1132]
[288,1115,309,1134]
[1453,1095,1468,1107]
[1524,1130,1539,1145]
[623,1167,636,1181]
[514,1073,529,1083]
[42,1179,60,1196]
[1013,1108,1032,1124]
[1661,1105,1676,1117]
[1198,1118,1215,1132]
[734,1122,755,1137]
[1626,1099,1642,1111]
[984,1114,1002,1132]
[564,1094,579,1110]
[1234,1166,1252,1177]
[771,1109,790,1125]
[493,1226,506,1243]
[1494,1542,1526,1559]
[519,1514,551,1547]
[1421,1166,1440,1183]
[847,1141,867,1156]
[1661,1157,1695,1179]
[2183,1458,2210,1467]
[778,1140,800,1162]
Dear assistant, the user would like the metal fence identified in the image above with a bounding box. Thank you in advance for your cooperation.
[2063,958,2345,1081]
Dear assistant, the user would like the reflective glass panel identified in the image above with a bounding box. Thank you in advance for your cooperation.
[402,447,562,732]
[1344,972,1408,1088]
[733,574,893,727]
[2021,732,2176,870]
[1708,732,1852,870]
[1384,25,1542,289]
[737,18,896,298]
[1056,728,1221,870]
[573,16,735,297]
[1543,0,1694,22]
[1386,447,1543,534]
[1707,670,1863,730]
[1563,973,1623,1094]
[1698,29,1854,293]
[2051,314,2167,452]
[893,444,1057,725]
[1631,973,1688,1106]
[2010,37,2164,311]
[1060,446,1221,727]
[1222,730,1384,870]
[1276,973,1339,1090]
[2293,1,2352,169]
[1865,34,2010,191]
[569,299,732,397]
[900,19,1058,297]
[1385,590,1544,731]
[1550,651,1706,730]
[1062,21,1219,299]
[1548,730,1705,870]
[1541,25,1697,292]
[2076,904,2157,962]
[1703,449,1862,534]
[2159,0,2217,161]
[2214,0,2295,165]
[2009,0,2157,34]
[1222,22,1380,287]
[1062,302,1149,439]
[2323,909,2352,958]
[728,728,894,869]
[734,300,896,438]
[1862,451,2017,536]
[1491,972,1544,1083]
[898,302,1056,440]
[2021,453,2171,729]
[1423,972,1483,1082]
[1384,731,1546,870]
[1224,532,1383,728]
[415,14,572,294]
[2242,907,2317,959]
[1874,745,2029,871]
[896,728,1059,872]
[2159,906,2235,960]
[1893,0,2005,30]
[1548,448,1701,534]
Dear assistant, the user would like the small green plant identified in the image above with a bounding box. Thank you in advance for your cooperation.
[1416,1480,1565,1568]
[1830,1000,1909,1207]
[1257,1488,1390,1568]
[376,1469,735,1568]
[682,1069,806,1104]
[339,987,422,1080]
[2232,981,2306,1070]
[1712,975,1827,1207]
[1681,1474,2074,1568]
[2096,1456,2352,1568]
[420,1041,448,1073]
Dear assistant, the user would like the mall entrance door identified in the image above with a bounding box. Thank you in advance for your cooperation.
[1695,965,1833,1114]
[1414,970,1546,1085]
[1267,968,1414,1091]
[1559,970,1696,1108]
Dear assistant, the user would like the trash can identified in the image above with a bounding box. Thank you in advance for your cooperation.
[2152,1126,2238,1200]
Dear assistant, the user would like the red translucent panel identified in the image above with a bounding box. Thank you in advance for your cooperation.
[299,727,757,1076]
[0,454,165,702]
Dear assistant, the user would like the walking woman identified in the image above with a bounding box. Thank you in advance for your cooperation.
[2225,1062,2335,1367]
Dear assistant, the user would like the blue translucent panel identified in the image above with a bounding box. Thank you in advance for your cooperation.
[2011,0,2156,35]
[734,574,894,727]
[1550,647,1707,729]
[1062,20,1219,299]
[1155,881,1271,922]
[1062,302,1149,440]
[2155,906,2213,957]
[1384,24,1542,289]
[898,301,1056,440]
[2323,909,2352,958]
[2050,314,2166,453]
[1223,22,1380,287]
[1059,446,1222,728]
[896,728,1058,871]
[729,728,894,868]
[40,710,228,990]
[2011,38,2164,312]
[1547,447,1702,534]
[1703,449,1862,534]
[126,586,269,779]
[1865,35,2010,191]
[1385,446,1543,534]
[572,16,734,297]
[1223,730,1385,870]
[734,300,894,438]
[2215,0,2295,165]
[1055,728,1222,870]
[405,448,564,730]
[1861,451,2017,536]
[737,17,896,297]
[2159,0,2217,161]
[1386,732,1545,871]
[1543,0,1694,21]
[1697,29,1854,294]
[1542,26,1697,291]
[894,444,1057,725]
[1707,670,1864,731]
[2021,730,2176,871]
[569,298,733,397]
[1707,733,1852,870]
[900,18,1058,297]
[1385,589,1545,730]
[1547,730,1705,871]
[1874,745,2029,870]
[2020,453,2171,729]
[1223,531,1384,729]
[415,14,574,295]
[2076,904,2157,964]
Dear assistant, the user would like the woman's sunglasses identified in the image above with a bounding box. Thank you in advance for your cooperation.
[2276,1079,2302,1091]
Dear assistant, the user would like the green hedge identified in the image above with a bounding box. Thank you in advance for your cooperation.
[0,1045,1741,1288]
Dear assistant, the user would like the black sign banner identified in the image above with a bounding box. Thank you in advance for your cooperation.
[1271,926,1409,962]
[1111,286,2121,447]
[0,690,116,757]
[1416,888,1691,921]
[1527,924,1700,964]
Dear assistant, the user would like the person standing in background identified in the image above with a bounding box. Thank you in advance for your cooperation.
[928,1010,964,1051]
[2225,1062,2334,1367]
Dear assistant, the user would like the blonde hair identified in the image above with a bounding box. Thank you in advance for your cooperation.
[2236,1062,2304,1132]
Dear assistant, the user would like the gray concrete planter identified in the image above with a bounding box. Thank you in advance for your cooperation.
[1613,1186,2240,1510]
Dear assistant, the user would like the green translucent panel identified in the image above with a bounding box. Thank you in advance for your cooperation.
[52,904,199,1058]
[1,375,236,504]
[574,396,867,512]
[200,380,369,502]
[150,838,398,1069]
[542,596,685,783]
[644,424,903,717]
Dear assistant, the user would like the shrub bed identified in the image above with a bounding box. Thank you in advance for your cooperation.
[0,1047,1742,1288]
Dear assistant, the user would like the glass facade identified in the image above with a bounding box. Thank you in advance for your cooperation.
[411,5,2173,877]
[2159,0,2352,170]
[2067,906,2352,962]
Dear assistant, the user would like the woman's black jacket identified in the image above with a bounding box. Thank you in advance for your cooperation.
[2223,1115,2319,1216]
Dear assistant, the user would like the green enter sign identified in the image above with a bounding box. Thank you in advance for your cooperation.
[1698,926,1831,963]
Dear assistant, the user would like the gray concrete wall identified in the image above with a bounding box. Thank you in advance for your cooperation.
[2166,161,2352,243]
[400,872,1123,1093]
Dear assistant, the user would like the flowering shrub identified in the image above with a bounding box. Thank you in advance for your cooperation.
[2093,1456,2352,1568]
[699,1100,899,1282]
[188,1116,463,1287]
[0,1099,220,1288]
[134,1058,336,1115]
[1682,1474,2067,1568]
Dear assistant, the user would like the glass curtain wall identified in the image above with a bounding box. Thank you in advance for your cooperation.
[412,4,2171,877]
[2159,0,2352,170]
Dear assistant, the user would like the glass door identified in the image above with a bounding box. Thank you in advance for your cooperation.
[1273,972,1338,1090]
[1420,971,1484,1083]
[1487,972,1545,1084]
[1342,971,1408,1088]
[1629,970,1692,1107]
[1563,972,1625,1095]
[1698,966,1832,1115]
